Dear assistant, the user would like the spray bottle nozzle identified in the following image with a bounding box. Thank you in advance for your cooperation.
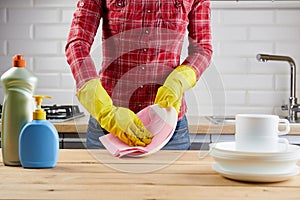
[33,95,51,120]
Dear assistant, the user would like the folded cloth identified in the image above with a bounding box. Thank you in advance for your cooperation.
[99,104,177,157]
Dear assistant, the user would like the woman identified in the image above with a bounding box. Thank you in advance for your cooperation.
[65,0,212,149]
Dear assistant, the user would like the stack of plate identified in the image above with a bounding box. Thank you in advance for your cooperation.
[209,142,300,182]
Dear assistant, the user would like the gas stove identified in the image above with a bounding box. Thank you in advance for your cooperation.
[0,104,85,123]
[41,104,85,123]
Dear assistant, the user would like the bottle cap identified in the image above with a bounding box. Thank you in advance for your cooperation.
[13,54,26,68]
[33,95,51,120]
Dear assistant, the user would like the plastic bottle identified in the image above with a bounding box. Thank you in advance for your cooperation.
[19,95,59,168]
[1,55,38,166]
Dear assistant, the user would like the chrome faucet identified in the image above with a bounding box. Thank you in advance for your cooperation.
[256,53,298,123]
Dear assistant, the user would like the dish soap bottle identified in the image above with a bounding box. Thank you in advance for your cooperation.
[1,54,38,166]
[19,95,59,168]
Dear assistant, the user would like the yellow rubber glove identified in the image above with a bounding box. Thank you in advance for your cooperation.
[154,65,197,113]
[77,78,153,147]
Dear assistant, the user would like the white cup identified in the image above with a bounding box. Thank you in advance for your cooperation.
[235,114,290,152]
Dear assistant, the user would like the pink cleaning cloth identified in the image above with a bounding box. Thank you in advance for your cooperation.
[99,105,177,157]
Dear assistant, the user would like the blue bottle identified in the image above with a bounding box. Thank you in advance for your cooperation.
[19,95,59,168]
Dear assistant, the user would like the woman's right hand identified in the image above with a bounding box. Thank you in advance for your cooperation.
[77,78,153,146]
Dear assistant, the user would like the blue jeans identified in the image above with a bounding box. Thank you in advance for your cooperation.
[86,115,190,150]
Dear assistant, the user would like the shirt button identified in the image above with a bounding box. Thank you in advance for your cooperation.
[143,48,147,52]
[141,66,145,70]
[140,85,144,88]
[147,9,151,13]
[79,2,84,7]
[145,30,149,34]
[116,1,124,7]
[138,104,142,107]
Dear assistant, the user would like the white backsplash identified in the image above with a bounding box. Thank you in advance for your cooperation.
[0,0,300,117]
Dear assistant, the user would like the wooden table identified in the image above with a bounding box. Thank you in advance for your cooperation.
[1,149,300,200]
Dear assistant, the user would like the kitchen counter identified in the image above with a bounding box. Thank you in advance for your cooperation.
[0,149,299,200]
[53,115,300,135]
[53,115,90,133]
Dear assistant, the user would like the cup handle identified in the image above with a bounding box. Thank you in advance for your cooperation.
[278,118,290,135]
[278,137,289,152]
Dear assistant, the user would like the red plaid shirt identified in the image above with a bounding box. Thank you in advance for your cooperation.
[65,0,212,119]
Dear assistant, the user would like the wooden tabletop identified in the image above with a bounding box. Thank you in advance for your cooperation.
[1,149,300,200]
[53,115,300,135]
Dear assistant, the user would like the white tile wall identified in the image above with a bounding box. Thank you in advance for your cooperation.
[0,0,32,8]
[0,8,5,23]
[8,9,61,23]
[0,40,5,56]
[8,41,60,55]
[0,1,300,117]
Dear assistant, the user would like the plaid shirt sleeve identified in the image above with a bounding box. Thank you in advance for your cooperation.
[65,0,102,90]
[182,0,213,80]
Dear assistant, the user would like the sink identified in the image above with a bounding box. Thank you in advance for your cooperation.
[206,116,236,124]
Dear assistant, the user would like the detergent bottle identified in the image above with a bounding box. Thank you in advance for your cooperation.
[1,55,38,166]
[19,95,59,168]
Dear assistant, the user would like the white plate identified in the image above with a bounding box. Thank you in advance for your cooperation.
[210,142,300,174]
[213,163,300,183]
[210,141,300,154]
[129,105,177,157]
[210,142,300,160]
